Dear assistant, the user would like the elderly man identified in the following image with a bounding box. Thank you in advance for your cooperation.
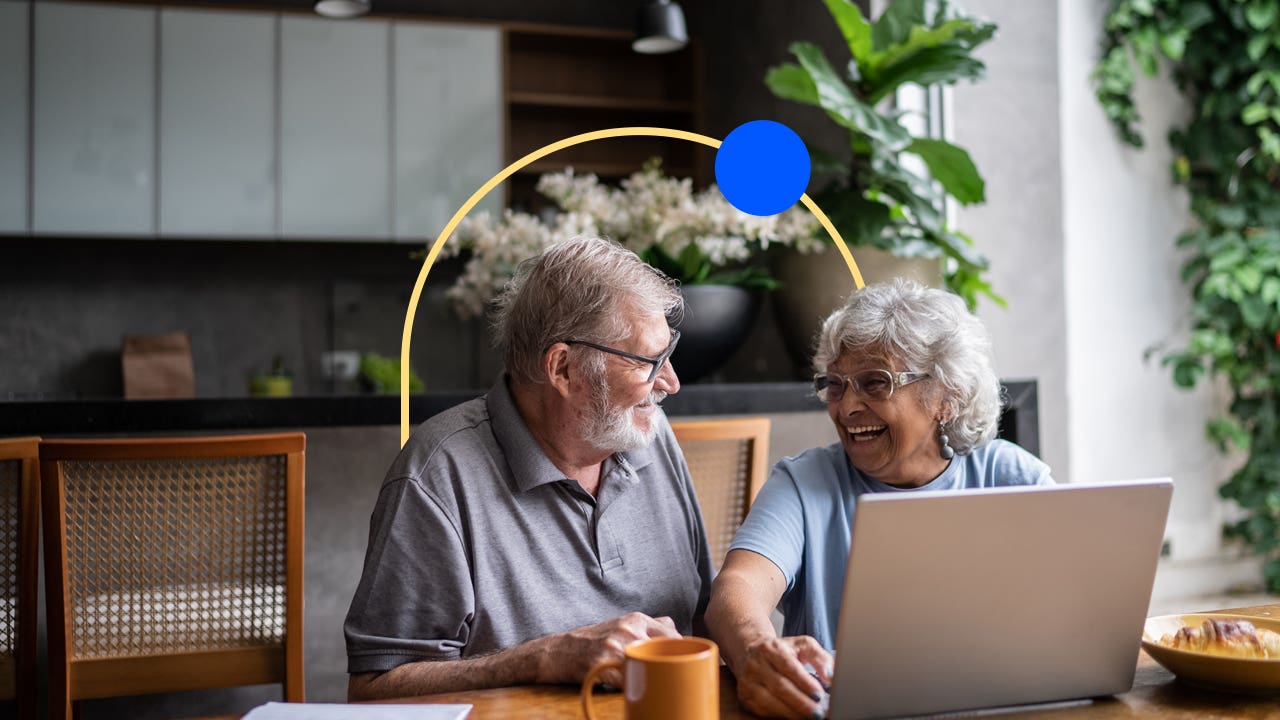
[344,237,712,700]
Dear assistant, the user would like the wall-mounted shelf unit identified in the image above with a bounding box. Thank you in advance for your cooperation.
[502,23,705,211]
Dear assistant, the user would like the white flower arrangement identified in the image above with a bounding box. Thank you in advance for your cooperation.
[440,162,824,320]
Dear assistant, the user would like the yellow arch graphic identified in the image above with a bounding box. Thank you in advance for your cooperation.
[400,126,865,446]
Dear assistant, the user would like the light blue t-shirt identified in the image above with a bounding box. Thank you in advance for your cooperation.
[729,439,1053,650]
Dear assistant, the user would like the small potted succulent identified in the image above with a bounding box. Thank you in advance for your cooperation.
[249,355,294,397]
[359,353,424,395]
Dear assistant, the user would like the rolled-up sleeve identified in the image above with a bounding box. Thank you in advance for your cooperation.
[344,476,472,673]
[728,465,806,592]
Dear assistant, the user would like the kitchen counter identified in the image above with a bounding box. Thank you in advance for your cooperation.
[0,380,1040,455]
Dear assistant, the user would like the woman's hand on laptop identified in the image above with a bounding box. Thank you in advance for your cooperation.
[707,550,832,717]
[735,635,833,719]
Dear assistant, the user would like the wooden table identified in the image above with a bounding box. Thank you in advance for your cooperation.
[392,604,1280,719]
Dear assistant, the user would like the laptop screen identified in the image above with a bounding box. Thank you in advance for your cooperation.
[826,479,1172,719]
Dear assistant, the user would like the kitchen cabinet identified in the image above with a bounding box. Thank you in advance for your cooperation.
[8,6,694,242]
[280,16,391,240]
[0,0,28,233]
[392,22,502,241]
[32,2,156,235]
[159,8,276,237]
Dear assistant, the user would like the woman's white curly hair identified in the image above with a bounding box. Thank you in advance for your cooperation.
[812,278,1001,454]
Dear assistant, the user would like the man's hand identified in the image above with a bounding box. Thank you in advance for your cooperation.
[539,612,681,687]
[733,635,832,719]
[349,612,681,701]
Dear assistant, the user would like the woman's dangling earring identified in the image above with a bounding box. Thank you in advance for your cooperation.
[938,420,955,460]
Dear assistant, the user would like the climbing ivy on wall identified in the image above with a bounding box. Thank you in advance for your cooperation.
[1095,0,1280,589]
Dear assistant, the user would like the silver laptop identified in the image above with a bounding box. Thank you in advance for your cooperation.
[826,478,1173,720]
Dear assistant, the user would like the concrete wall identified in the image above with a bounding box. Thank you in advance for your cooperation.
[954,0,1070,483]
[1057,0,1259,596]
[952,0,1258,598]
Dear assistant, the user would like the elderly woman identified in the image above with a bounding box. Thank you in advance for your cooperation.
[705,279,1053,719]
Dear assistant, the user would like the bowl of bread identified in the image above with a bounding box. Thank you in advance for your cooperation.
[1142,614,1280,692]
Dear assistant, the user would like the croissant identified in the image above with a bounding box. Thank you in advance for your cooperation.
[1159,618,1280,659]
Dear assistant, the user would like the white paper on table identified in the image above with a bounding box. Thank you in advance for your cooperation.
[242,701,471,720]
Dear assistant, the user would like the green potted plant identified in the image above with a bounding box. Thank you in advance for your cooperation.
[360,353,424,395]
[438,161,821,382]
[1093,0,1280,591]
[248,355,293,397]
[764,0,1001,367]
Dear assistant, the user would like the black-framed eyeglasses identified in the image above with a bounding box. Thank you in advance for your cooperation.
[561,329,681,383]
[813,369,929,403]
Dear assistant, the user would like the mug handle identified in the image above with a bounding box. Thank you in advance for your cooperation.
[580,659,624,720]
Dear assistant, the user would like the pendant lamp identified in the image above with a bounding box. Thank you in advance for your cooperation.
[315,0,371,18]
[633,0,688,54]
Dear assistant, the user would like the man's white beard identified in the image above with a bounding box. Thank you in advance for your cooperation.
[582,383,668,453]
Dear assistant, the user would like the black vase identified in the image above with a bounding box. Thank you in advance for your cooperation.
[670,285,760,383]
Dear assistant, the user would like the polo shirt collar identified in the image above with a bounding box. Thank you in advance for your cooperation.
[486,374,655,494]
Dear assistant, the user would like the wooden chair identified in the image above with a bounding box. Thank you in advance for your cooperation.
[40,433,306,720]
[671,418,770,572]
[0,437,40,720]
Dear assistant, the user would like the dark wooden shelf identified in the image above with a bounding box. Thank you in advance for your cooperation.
[502,23,706,203]
[509,91,696,114]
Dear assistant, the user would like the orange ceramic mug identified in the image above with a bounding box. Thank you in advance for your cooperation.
[581,636,719,720]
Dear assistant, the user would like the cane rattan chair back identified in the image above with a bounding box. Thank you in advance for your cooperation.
[0,437,40,719]
[671,418,770,571]
[40,433,305,719]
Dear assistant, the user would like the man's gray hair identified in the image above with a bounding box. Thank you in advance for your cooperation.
[813,278,1001,453]
[492,236,682,385]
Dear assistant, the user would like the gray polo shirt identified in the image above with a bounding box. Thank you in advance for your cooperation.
[344,375,713,674]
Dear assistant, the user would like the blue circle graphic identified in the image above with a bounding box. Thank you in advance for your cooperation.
[715,120,811,216]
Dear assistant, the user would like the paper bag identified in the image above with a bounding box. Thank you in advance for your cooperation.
[122,332,195,399]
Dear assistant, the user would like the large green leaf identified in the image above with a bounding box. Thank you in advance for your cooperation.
[947,259,1005,310]
[1179,1,1214,31]
[790,42,911,150]
[1246,0,1278,31]
[764,63,820,106]
[815,185,893,247]
[871,157,944,220]
[1243,101,1271,125]
[1158,29,1188,61]
[871,0,928,52]
[872,160,990,269]
[905,138,986,204]
[872,18,996,73]
[809,146,848,178]
[862,18,995,102]
[928,226,989,269]
[821,0,873,65]
[866,48,986,104]
[1207,416,1252,452]
[1239,295,1270,329]
[1165,353,1205,389]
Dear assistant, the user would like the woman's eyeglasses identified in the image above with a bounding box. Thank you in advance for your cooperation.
[813,369,929,403]
[561,329,681,383]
